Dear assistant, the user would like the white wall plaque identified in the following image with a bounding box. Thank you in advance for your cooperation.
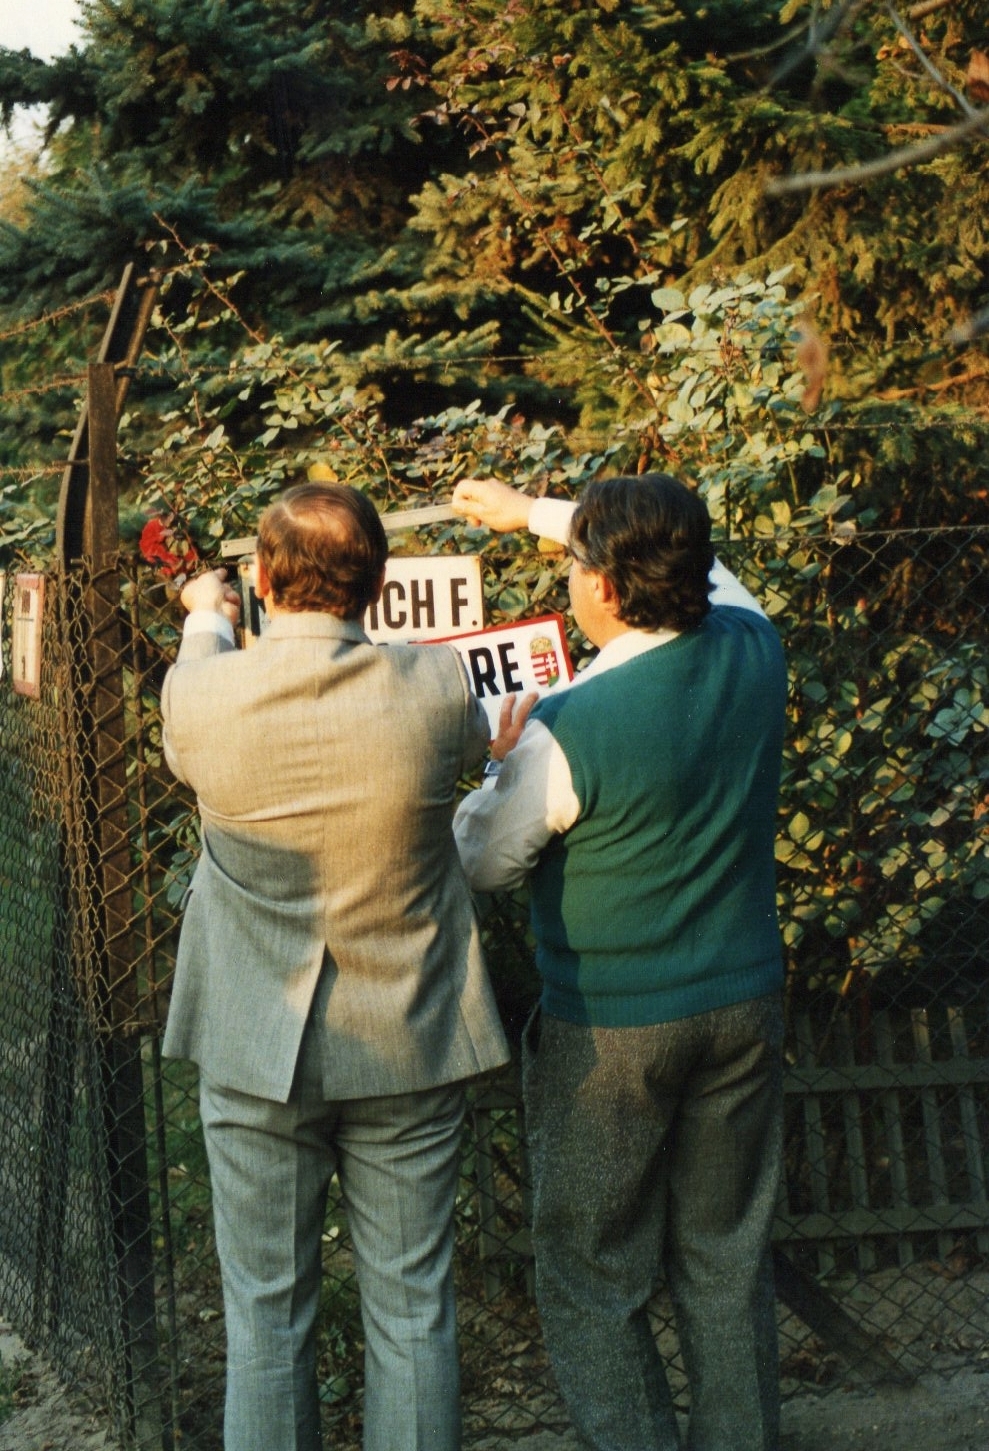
[12,573,44,698]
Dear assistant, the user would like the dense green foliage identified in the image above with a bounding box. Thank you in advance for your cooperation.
[0,2,986,1003]
[1,1,987,452]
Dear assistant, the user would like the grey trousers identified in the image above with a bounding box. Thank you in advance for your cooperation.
[523,995,784,1451]
[199,1026,466,1451]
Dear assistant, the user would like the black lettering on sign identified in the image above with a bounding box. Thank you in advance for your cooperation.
[410,578,435,631]
[468,648,499,698]
[450,577,471,628]
[467,642,526,697]
[497,642,523,693]
[381,580,407,630]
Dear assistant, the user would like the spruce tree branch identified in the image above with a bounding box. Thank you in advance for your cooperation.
[764,108,988,194]
[886,3,978,118]
[876,364,989,397]
[907,0,953,19]
[767,0,987,197]
[765,0,868,91]
[453,107,657,411]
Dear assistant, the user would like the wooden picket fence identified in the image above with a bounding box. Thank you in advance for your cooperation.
[777,1000,989,1274]
[471,997,989,1290]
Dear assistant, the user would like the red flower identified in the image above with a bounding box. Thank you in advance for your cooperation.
[139,516,200,580]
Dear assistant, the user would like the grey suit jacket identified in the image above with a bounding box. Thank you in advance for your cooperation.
[161,611,509,1103]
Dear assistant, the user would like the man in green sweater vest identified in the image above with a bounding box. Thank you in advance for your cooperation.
[452,474,786,1451]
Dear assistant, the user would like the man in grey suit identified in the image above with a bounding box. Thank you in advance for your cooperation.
[161,482,510,1451]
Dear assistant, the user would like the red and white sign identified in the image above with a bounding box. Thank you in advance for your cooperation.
[428,614,574,731]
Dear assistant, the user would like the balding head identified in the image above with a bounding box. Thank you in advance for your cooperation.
[257,482,388,619]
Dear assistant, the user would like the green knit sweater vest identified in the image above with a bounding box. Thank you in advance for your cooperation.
[529,606,787,1027]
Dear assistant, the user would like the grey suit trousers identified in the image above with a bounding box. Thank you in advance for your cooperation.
[523,995,784,1451]
[200,1014,467,1451]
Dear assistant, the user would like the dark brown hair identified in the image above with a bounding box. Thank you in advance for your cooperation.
[257,482,387,618]
[569,473,714,632]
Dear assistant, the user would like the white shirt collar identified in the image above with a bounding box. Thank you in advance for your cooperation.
[573,625,679,685]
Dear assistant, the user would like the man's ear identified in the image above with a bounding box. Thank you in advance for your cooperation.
[593,569,621,616]
[254,553,272,600]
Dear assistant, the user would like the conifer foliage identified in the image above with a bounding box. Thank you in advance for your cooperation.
[0,0,435,331]
[0,0,986,512]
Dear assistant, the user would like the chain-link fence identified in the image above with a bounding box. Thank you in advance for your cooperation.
[0,524,987,1448]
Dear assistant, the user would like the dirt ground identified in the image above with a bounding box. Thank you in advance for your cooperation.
[2,1318,987,1451]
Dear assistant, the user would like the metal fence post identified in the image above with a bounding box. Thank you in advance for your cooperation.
[53,268,166,1448]
[86,359,165,1446]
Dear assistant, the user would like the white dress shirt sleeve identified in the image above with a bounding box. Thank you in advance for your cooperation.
[454,718,579,892]
[182,610,237,645]
[528,496,576,545]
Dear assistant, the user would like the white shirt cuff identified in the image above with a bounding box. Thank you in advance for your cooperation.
[182,611,236,646]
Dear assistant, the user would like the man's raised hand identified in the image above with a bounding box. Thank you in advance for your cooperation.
[451,479,534,533]
[180,568,242,626]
